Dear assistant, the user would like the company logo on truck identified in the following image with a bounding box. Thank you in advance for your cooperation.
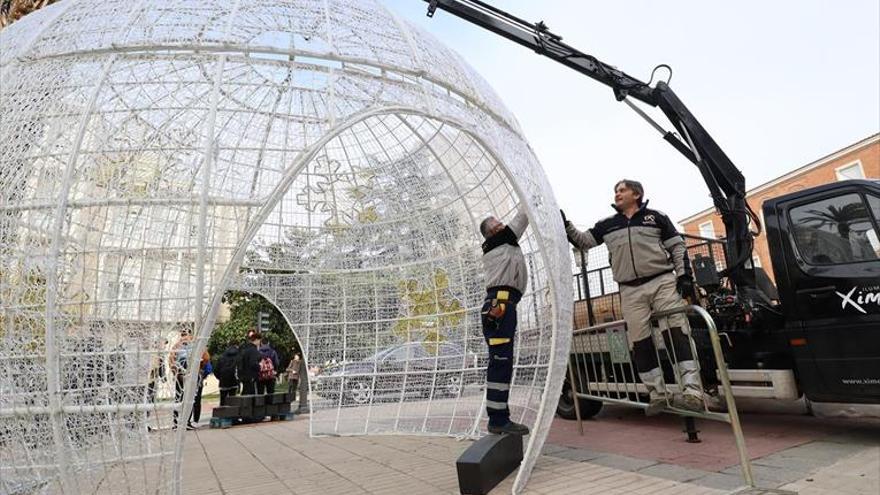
[836,286,880,314]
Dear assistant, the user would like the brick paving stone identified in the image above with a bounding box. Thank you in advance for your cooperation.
[782,440,866,458]
[590,453,659,472]
[728,490,797,495]
[751,451,833,472]
[689,471,749,491]
[636,463,712,483]
[721,463,808,487]
[546,446,606,462]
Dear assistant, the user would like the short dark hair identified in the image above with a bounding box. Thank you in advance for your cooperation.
[479,217,495,238]
[261,337,269,345]
[614,179,644,205]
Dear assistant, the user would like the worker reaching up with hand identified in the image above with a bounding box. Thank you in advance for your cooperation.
[478,206,531,435]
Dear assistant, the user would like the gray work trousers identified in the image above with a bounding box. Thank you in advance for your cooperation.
[619,271,688,343]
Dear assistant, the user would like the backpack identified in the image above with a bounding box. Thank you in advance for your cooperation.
[258,355,276,381]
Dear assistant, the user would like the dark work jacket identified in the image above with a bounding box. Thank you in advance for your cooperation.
[237,341,261,383]
[215,346,239,389]
[566,204,688,284]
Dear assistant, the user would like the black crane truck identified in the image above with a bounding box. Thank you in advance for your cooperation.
[423,0,880,416]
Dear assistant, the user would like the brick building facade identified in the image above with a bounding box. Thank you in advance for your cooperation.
[680,133,879,281]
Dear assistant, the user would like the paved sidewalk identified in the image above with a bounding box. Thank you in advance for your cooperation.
[779,446,879,495]
[542,404,879,493]
[181,405,879,494]
[182,418,727,495]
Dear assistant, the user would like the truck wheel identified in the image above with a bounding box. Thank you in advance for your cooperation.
[556,379,603,420]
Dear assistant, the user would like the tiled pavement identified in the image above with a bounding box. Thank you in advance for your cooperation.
[778,446,879,495]
[181,404,880,494]
[182,418,728,495]
[542,404,880,492]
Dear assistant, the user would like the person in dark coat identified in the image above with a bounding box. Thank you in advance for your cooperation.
[169,329,194,429]
[189,352,211,428]
[257,337,280,395]
[237,330,262,396]
[285,352,301,398]
[215,344,239,406]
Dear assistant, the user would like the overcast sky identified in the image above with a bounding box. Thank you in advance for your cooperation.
[384,0,880,226]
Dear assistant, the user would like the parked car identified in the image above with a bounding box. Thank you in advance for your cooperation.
[314,341,482,405]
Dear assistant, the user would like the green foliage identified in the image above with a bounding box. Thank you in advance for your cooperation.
[0,264,47,351]
[392,269,464,354]
[209,291,300,372]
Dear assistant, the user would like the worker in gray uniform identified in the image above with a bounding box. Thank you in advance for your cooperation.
[478,207,530,435]
[562,179,704,415]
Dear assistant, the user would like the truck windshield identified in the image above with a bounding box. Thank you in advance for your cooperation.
[790,193,880,265]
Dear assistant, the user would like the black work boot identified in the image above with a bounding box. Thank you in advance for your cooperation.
[488,421,530,436]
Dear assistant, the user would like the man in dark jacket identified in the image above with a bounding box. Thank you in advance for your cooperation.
[562,179,703,415]
[215,344,239,405]
[257,337,280,395]
[237,330,262,396]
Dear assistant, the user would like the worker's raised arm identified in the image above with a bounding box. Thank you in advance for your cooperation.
[561,209,603,250]
[508,208,529,239]
[565,224,602,250]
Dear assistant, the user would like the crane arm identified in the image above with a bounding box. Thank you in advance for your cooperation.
[425,0,760,294]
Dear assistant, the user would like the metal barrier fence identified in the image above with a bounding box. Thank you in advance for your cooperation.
[567,304,755,488]
[570,234,728,325]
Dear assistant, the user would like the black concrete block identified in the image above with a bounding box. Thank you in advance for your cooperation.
[277,403,291,414]
[456,434,523,495]
[271,393,286,405]
[211,406,239,419]
[264,404,279,416]
[226,395,254,408]
[253,395,265,407]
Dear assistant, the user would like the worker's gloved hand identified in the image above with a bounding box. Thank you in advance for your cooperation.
[676,275,696,301]
[560,209,577,245]
[560,209,570,228]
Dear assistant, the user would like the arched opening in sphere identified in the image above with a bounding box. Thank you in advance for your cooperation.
[229,111,554,438]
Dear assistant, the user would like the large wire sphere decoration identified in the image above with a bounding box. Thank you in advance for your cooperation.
[0,1,572,493]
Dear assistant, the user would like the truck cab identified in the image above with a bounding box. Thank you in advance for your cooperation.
[764,179,880,403]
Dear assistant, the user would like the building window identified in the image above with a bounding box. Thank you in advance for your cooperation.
[698,221,715,239]
[835,161,865,181]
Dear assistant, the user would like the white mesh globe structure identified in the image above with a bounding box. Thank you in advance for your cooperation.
[0,1,573,493]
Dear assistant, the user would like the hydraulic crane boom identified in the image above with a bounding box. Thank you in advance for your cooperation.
[424,0,763,299]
